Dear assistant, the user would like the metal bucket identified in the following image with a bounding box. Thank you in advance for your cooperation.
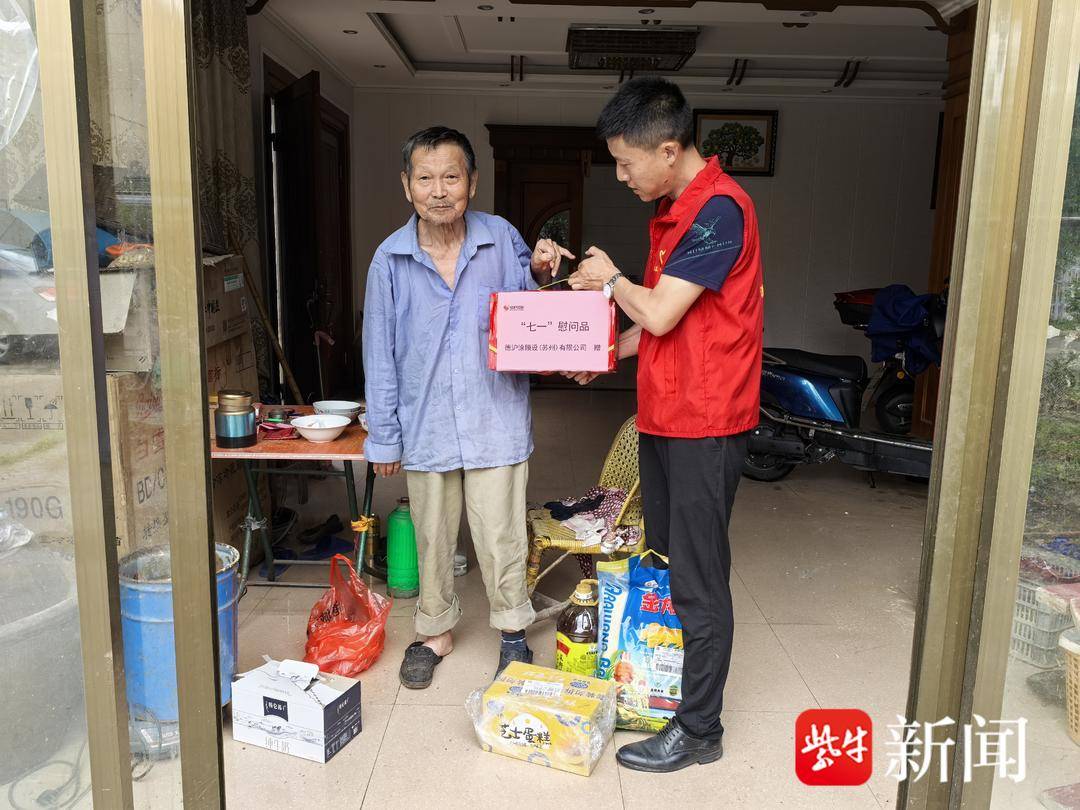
[119,543,239,723]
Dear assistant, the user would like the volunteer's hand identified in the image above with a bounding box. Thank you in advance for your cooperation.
[373,462,401,477]
[569,246,619,291]
[560,371,600,386]
[531,238,575,277]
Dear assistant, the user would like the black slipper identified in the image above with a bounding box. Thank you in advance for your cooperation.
[400,641,444,689]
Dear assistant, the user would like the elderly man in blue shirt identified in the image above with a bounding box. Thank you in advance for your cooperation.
[364,126,573,689]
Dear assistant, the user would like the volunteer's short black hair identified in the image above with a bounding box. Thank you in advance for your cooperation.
[596,77,694,150]
[402,126,477,177]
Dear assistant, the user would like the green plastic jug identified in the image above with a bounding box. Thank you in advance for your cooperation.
[386,497,419,598]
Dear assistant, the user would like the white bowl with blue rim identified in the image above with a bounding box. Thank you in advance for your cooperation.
[313,400,362,422]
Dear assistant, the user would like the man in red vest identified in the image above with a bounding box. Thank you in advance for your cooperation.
[569,77,763,772]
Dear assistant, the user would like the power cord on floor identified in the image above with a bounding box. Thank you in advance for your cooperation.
[6,707,167,809]
[128,704,167,783]
[6,740,89,810]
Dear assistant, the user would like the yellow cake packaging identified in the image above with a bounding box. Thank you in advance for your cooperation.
[465,661,616,776]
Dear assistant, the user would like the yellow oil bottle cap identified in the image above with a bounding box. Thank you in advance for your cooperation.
[570,579,599,606]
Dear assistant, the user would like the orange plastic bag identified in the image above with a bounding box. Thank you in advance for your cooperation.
[304,554,392,677]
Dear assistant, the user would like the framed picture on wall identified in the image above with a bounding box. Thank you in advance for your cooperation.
[693,109,779,176]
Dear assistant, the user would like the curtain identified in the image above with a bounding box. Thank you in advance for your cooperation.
[192,0,271,399]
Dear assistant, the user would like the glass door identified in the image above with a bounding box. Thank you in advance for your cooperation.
[0,7,96,807]
[1,1,222,807]
[990,72,1080,809]
[903,0,1080,807]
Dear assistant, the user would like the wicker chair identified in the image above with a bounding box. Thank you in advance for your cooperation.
[527,415,646,621]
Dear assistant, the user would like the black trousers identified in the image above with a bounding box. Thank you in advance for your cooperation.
[638,432,748,740]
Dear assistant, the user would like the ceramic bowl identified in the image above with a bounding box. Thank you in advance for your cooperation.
[291,414,350,443]
[313,400,363,422]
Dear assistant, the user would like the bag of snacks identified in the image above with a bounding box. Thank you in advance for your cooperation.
[596,550,683,732]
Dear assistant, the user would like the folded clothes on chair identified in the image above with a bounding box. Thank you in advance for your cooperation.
[562,515,607,546]
[603,525,641,555]
[538,487,642,553]
[544,488,606,520]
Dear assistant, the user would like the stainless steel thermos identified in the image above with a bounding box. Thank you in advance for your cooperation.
[214,390,256,449]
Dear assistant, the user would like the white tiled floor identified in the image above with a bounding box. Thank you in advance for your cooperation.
[214,388,931,809]
[7,391,1077,810]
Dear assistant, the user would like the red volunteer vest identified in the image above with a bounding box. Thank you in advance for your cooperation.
[636,157,764,438]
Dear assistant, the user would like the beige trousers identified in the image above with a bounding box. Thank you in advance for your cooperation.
[405,461,535,636]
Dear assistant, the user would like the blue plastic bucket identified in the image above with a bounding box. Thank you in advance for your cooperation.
[119,543,239,723]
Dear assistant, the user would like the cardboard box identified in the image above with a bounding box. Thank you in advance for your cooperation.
[232,659,362,764]
[23,270,158,372]
[202,255,252,350]
[488,290,617,373]
[0,369,168,553]
[100,269,158,372]
[467,662,616,776]
[0,254,269,559]
[7,255,250,374]
[205,328,269,557]
[101,254,252,368]
[206,330,258,395]
[0,363,266,560]
[211,457,266,555]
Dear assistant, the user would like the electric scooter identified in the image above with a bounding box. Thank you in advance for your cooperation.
[743,287,945,482]
[834,288,923,435]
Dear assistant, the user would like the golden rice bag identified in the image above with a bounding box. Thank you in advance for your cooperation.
[465,662,616,776]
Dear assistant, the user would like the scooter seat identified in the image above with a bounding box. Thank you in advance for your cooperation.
[765,348,868,383]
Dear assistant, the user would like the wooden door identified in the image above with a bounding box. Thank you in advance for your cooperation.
[314,103,354,399]
[912,8,975,438]
[506,163,584,257]
[489,125,612,258]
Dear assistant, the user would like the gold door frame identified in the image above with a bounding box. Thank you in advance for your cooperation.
[34,0,224,805]
[903,0,1080,807]
[143,0,225,802]
[36,2,133,805]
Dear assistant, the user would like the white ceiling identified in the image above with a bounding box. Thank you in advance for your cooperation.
[261,0,963,98]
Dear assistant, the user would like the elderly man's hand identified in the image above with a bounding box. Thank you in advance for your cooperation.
[531,238,575,277]
[569,246,619,291]
[373,462,401,478]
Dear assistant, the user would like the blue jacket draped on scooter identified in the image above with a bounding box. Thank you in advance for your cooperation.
[866,284,941,375]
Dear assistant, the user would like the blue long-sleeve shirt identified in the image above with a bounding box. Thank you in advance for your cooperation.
[362,211,539,472]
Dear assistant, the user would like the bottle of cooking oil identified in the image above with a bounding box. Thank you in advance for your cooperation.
[555,579,599,677]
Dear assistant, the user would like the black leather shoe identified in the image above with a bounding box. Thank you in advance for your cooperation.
[616,718,723,773]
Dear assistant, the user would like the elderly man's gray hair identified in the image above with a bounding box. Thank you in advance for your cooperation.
[401,126,477,178]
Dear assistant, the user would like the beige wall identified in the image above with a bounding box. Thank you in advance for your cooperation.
[352,89,941,358]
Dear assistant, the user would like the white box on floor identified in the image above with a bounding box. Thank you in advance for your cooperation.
[232,659,362,764]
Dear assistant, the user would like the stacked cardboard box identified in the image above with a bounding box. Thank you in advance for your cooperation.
[203,255,270,560]
[0,369,167,556]
[0,255,269,560]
